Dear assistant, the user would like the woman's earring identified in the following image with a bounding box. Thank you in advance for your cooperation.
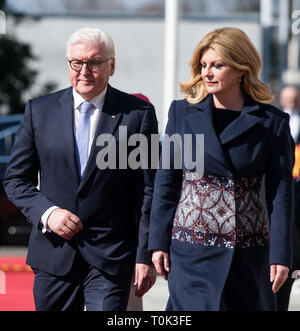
[238,77,242,82]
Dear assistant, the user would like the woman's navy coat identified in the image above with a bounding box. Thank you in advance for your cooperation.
[149,94,294,310]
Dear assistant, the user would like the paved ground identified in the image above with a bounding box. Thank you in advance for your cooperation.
[143,274,169,311]
[287,278,300,311]
[144,276,300,311]
[0,246,29,256]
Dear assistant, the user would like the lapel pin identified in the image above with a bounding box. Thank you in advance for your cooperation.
[112,115,116,119]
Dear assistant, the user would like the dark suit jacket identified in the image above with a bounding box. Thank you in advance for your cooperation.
[4,84,158,276]
[149,94,294,310]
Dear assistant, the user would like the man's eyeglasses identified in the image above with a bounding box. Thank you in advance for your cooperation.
[68,57,112,73]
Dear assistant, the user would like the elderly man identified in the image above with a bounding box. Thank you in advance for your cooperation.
[278,85,300,311]
[280,85,300,144]
[3,27,157,311]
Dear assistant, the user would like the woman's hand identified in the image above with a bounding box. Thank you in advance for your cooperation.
[152,250,170,280]
[270,264,289,293]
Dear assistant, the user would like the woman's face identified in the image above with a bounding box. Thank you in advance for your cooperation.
[200,48,243,97]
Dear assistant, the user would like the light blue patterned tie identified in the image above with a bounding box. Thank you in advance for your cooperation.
[76,101,94,177]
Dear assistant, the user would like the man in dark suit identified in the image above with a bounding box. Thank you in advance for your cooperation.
[276,86,300,310]
[3,27,157,311]
[280,85,300,145]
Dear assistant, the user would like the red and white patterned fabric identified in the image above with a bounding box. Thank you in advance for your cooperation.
[172,172,269,248]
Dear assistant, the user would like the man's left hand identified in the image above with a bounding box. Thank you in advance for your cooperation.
[134,263,157,298]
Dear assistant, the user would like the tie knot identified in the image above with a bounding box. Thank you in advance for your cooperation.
[80,101,94,115]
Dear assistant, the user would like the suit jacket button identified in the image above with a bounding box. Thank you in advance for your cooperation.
[76,197,82,202]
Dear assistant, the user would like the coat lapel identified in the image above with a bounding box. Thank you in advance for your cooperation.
[186,95,231,171]
[186,94,267,173]
[78,85,122,192]
[219,95,263,145]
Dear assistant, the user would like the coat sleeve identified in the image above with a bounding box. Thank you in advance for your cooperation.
[134,104,159,265]
[265,115,294,268]
[148,101,183,252]
[3,100,55,229]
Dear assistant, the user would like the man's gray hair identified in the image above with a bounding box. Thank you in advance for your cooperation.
[66,27,115,58]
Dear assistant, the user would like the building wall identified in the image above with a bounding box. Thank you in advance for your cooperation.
[10,16,261,132]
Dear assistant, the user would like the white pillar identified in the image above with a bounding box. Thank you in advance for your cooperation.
[260,0,273,27]
[292,0,300,72]
[278,0,289,44]
[260,0,273,83]
[162,0,179,133]
[0,10,6,35]
[278,0,289,84]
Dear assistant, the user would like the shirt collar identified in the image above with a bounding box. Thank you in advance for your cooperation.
[72,86,107,111]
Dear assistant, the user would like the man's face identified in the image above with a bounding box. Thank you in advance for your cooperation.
[68,41,115,100]
[280,87,299,111]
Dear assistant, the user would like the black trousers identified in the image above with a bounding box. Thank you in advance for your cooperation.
[32,251,132,311]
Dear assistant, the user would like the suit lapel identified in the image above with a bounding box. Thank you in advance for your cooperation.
[78,85,122,192]
[55,87,80,185]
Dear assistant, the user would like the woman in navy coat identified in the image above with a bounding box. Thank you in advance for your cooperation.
[149,27,294,311]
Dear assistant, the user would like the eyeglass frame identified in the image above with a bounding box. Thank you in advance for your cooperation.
[68,57,113,73]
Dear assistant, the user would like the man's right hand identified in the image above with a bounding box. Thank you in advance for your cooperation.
[47,208,83,240]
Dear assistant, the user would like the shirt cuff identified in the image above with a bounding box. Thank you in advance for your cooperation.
[40,206,59,233]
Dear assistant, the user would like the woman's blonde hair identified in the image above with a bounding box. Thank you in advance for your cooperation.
[180,27,273,104]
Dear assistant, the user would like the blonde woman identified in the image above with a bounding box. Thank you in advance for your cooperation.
[149,27,293,311]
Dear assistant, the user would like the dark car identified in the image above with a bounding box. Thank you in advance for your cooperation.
[0,114,32,245]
